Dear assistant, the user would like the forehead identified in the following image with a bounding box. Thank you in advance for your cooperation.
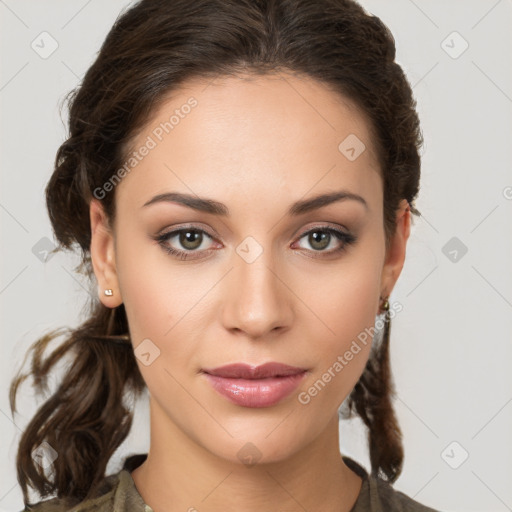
[115,72,381,211]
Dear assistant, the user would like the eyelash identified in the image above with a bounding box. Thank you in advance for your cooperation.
[153,224,357,261]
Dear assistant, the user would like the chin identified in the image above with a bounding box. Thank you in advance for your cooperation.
[199,425,309,468]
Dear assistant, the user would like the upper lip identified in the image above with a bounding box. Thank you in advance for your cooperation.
[202,362,307,379]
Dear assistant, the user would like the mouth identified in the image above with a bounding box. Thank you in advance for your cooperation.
[201,362,308,408]
[202,362,307,379]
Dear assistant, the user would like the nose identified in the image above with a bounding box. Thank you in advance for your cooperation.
[221,248,293,340]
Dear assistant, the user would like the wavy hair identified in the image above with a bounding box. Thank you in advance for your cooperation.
[9,0,422,507]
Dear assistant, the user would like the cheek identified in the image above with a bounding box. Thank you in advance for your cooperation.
[116,233,216,379]
[115,234,183,351]
[298,252,382,402]
[305,256,381,347]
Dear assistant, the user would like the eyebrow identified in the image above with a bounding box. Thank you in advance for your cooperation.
[142,190,368,216]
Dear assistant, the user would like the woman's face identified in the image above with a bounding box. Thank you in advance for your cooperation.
[91,72,408,465]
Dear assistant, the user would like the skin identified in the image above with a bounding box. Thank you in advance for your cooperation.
[90,71,410,512]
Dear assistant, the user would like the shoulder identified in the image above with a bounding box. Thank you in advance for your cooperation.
[21,471,128,512]
[367,477,441,511]
[343,457,442,512]
[21,454,149,512]
[21,455,150,512]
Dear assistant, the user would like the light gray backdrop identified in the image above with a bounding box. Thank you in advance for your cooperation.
[1,1,511,511]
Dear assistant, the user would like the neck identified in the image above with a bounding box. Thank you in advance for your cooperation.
[131,398,362,512]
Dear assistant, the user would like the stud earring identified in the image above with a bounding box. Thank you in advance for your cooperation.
[380,295,390,314]
[104,289,113,296]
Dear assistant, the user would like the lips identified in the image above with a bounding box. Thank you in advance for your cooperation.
[202,362,306,379]
[201,362,308,408]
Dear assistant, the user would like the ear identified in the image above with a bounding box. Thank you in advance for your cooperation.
[90,199,123,308]
[379,199,411,302]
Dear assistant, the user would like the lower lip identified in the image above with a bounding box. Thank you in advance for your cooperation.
[203,372,307,408]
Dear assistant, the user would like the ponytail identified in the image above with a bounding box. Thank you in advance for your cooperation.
[346,311,404,482]
[9,302,145,507]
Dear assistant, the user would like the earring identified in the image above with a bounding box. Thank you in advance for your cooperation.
[380,295,390,314]
[104,289,113,296]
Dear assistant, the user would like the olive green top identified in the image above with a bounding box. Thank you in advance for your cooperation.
[23,454,441,512]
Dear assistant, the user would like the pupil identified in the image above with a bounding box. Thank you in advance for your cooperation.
[310,231,329,250]
[180,230,202,249]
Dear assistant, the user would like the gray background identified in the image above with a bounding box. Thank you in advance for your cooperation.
[1,1,511,511]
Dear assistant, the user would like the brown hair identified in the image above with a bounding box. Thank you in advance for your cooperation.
[9,0,422,507]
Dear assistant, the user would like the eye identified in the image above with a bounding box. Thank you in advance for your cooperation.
[154,226,217,260]
[153,224,357,261]
[292,226,357,256]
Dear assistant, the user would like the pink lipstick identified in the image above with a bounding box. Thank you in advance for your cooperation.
[202,362,307,408]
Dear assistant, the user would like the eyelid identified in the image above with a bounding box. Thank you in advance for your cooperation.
[157,223,218,241]
[294,221,350,238]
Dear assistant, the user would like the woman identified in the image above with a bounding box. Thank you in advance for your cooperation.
[10,0,439,510]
